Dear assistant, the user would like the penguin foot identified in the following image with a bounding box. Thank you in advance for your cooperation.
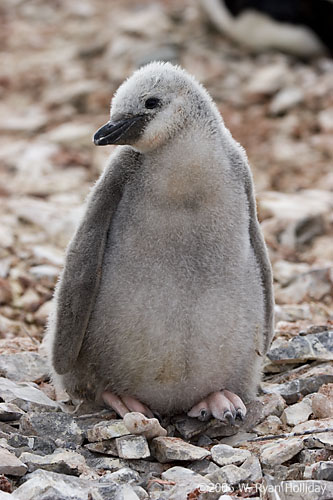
[187,390,247,423]
[102,391,154,418]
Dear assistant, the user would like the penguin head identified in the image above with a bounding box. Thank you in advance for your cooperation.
[94,62,214,152]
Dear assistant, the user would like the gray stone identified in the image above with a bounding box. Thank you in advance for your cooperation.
[116,435,150,459]
[161,467,216,500]
[0,377,58,411]
[85,439,118,456]
[0,402,25,421]
[313,461,333,481]
[207,463,250,486]
[240,455,262,482]
[281,397,313,426]
[0,446,27,476]
[262,375,333,404]
[211,444,251,466]
[19,412,84,446]
[0,351,49,382]
[264,463,305,481]
[253,415,283,436]
[151,436,210,463]
[219,432,258,447]
[19,449,87,475]
[260,438,304,466]
[87,419,130,442]
[299,448,331,465]
[267,331,333,364]
[188,459,220,475]
[11,469,112,499]
[8,432,56,456]
[102,466,140,484]
[173,416,209,439]
[125,459,166,475]
[303,431,333,451]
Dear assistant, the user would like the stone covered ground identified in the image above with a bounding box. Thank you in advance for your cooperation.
[0,0,333,498]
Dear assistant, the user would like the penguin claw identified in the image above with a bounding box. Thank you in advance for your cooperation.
[189,390,247,424]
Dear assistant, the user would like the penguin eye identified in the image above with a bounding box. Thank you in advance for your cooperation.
[145,97,160,109]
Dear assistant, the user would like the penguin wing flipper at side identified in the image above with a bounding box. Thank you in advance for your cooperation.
[242,162,274,354]
[51,146,140,375]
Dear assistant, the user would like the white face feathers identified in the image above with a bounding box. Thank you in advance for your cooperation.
[94,61,218,152]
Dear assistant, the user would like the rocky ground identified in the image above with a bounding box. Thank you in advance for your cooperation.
[0,0,333,498]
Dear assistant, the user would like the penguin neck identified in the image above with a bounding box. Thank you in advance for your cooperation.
[141,120,228,207]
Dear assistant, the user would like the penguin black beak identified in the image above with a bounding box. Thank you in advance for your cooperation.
[93,115,145,146]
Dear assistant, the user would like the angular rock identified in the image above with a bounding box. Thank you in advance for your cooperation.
[267,331,333,364]
[262,375,333,404]
[312,461,333,481]
[312,384,333,419]
[0,352,49,382]
[19,449,87,476]
[0,447,27,476]
[253,415,283,436]
[161,466,215,500]
[211,444,251,467]
[188,459,220,475]
[85,439,118,456]
[265,463,305,481]
[115,435,150,459]
[207,463,250,486]
[20,412,84,446]
[103,466,140,484]
[10,469,120,500]
[240,455,262,482]
[151,437,210,463]
[281,397,313,426]
[260,438,304,466]
[123,412,167,439]
[0,377,58,412]
[302,431,333,450]
[299,448,332,465]
[0,402,25,421]
[87,419,130,442]
[7,433,56,456]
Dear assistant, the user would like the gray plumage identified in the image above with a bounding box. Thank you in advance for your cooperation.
[46,62,274,415]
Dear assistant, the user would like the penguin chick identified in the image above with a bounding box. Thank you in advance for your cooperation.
[46,62,274,421]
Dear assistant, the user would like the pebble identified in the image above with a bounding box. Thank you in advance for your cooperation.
[87,419,130,442]
[0,352,49,383]
[207,463,250,486]
[19,449,87,475]
[312,384,333,419]
[253,415,283,435]
[0,447,27,476]
[281,397,313,426]
[151,436,210,463]
[260,438,304,466]
[19,412,84,446]
[267,331,333,364]
[0,403,25,422]
[123,412,167,439]
[115,435,150,459]
[211,444,251,466]
[0,377,58,412]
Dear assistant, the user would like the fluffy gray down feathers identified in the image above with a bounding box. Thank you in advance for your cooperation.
[46,62,274,414]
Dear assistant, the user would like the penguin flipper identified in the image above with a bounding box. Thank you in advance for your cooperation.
[51,147,140,375]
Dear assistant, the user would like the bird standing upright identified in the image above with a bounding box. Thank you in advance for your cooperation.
[46,62,274,423]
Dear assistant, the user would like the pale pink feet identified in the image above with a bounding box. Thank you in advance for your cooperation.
[102,391,154,418]
[187,390,247,423]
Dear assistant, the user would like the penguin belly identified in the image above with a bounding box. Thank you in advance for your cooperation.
[72,197,265,414]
